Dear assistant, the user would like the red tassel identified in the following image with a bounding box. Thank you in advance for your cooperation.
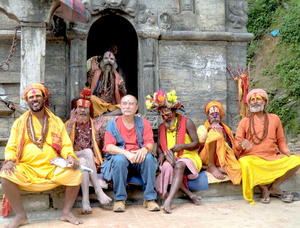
[2,195,11,217]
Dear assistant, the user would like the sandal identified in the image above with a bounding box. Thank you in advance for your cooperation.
[291,192,300,201]
[270,192,294,203]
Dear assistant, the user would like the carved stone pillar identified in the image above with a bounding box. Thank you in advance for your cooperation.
[20,22,46,105]
[68,38,87,103]
[138,37,158,113]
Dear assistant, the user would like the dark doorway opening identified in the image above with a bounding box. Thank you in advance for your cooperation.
[87,14,138,98]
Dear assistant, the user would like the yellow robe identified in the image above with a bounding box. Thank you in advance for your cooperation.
[167,118,202,172]
[0,109,82,192]
[239,155,300,204]
[199,120,241,185]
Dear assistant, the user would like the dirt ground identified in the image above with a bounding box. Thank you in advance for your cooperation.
[1,199,299,228]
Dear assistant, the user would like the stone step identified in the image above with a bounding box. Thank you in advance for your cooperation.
[0,146,5,160]
[0,173,299,213]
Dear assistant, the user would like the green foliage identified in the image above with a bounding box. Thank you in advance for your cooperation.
[279,4,300,44]
[267,96,300,134]
[247,0,282,38]
[247,0,284,61]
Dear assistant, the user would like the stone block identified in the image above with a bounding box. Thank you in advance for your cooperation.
[22,194,50,211]
[50,186,66,209]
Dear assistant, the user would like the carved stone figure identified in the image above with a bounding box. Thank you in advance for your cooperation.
[90,0,138,16]
[228,0,248,29]
[160,13,172,30]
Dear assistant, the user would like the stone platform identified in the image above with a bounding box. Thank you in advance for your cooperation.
[0,172,299,215]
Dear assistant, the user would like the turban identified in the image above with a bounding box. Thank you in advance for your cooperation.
[204,101,225,118]
[246,88,268,105]
[80,88,91,100]
[23,83,49,101]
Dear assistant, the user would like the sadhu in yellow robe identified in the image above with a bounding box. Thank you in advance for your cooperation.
[0,108,82,192]
[198,120,242,185]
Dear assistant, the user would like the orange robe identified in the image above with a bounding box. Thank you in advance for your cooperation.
[236,113,300,204]
[199,120,241,185]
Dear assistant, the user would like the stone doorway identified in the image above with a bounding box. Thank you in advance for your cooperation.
[87,14,138,98]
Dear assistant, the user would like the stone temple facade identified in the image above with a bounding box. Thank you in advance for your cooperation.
[0,0,253,158]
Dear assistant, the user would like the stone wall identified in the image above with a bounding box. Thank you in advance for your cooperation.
[159,40,227,126]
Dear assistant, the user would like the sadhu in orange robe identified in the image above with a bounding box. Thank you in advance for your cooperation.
[199,120,242,185]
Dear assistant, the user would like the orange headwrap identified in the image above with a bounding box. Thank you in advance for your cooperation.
[23,83,49,101]
[246,88,268,105]
[23,83,49,107]
[204,101,225,118]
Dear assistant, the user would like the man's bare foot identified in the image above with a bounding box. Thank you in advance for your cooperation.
[188,193,202,205]
[162,200,172,214]
[99,178,108,189]
[96,189,112,205]
[218,167,226,174]
[60,212,83,225]
[259,185,270,204]
[81,199,92,214]
[207,165,226,180]
[5,214,28,228]
[269,185,284,196]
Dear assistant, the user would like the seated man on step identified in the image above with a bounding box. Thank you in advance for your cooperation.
[101,95,160,212]
[197,101,241,185]
[235,88,300,204]
[65,88,112,214]
[0,83,83,227]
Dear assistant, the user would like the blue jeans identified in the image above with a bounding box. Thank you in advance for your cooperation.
[110,153,158,201]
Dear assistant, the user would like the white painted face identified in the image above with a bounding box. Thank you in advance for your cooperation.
[106,0,122,7]
[103,51,116,67]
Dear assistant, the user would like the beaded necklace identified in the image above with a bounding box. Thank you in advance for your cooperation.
[247,112,269,145]
[26,112,49,149]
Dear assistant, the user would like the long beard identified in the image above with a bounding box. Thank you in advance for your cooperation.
[250,104,264,113]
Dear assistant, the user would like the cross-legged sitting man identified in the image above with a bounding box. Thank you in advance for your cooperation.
[0,83,83,228]
[101,95,159,212]
[235,88,300,204]
[197,101,241,184]
[65,88,112,214]
[146,90,202,214]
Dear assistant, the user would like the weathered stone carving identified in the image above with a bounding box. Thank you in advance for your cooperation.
[137,6,156,26]
[159,13,172,30]
[90,0,138,16]
[227,0,248,29]
[180,0,194,13]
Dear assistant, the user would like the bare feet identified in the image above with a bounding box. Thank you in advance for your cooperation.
[162,199,172,214]
[259,185,270,204]
[81,199,92,214]
[5,214,28,228]
[60,212,83,225]
[207,165,226,180]
[96,189,112,205]
[99,178,108,189]
[188,193,202,205]
[269,185,284,196]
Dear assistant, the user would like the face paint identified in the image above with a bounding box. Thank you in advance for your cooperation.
[76,99,91,108]
[27,89,43,100]
[208,106,220,115]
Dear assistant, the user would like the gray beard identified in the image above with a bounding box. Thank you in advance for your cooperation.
[250,104,264,113]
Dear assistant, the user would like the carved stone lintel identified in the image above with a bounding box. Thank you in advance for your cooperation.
[90,0,138,17]
[227,0,248,29]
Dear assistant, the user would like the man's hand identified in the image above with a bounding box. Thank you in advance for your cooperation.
[158,153,165,166]
[239,139,252,151]
[1,160,16,175]
[165,150,176,167]
[124,151,136,163]
[67,156,80,169]
[132,148,147,164]
[171,144,186,152]
[69,108,77,125]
